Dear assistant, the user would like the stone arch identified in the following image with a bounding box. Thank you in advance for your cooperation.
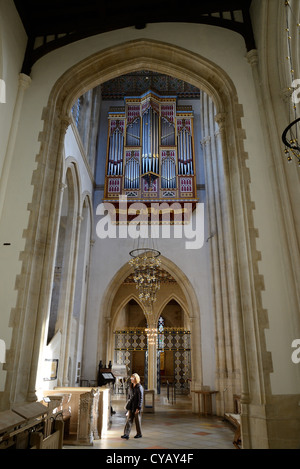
[111,294,145,331]
[157,256,200,325]
[99,254,200,336]
[52,39,233,118]
[64,157,81,206]
[67,191,93,386]
[80,191,93,219]
[33,159,82,393]
[64,157,94,226]
[79,191,94,253]
[6,38,268,448]
[45,162,80,386]
[99,253,202,389]
[105,293,146,370]
[156,294,189,328]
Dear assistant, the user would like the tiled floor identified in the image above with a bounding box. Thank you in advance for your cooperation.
[64,389,236,450]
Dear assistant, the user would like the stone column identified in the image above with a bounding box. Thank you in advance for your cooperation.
[214,111,242,412]
[200,91,242,415]
[145,321,157,392]
[201,95,227,400]
[146,335,157,392]
[189,315,203,412]
[105,317,111,365]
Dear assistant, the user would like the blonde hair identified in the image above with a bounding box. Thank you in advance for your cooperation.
[131,373,140,383]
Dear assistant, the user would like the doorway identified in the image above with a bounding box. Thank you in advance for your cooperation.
[131,350,145,385]
[158,350,174,388]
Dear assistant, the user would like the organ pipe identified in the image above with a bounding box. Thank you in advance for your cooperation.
[142,107,160,174]
[108,128,124,176]
[126,118,140,146]
[161,156,176,189]
[177,129,193,175]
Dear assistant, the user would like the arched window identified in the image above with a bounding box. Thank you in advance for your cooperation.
[158,316,165,350]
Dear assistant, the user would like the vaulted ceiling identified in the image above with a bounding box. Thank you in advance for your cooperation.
[14,0,255,76]
[101,71,201,100]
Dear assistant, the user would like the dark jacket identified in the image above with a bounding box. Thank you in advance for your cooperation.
[127,383,144,412]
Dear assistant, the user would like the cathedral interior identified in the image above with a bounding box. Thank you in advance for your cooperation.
[0,0,299,450]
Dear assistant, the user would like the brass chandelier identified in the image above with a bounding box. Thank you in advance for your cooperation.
[129,247,161,316]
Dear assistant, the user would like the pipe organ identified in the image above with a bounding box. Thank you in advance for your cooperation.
[104,90,197,219]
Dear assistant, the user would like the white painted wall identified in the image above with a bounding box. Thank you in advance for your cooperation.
[250,0,300,394]
[0,0,27,176]
[0,0,27,392]
[85,188,214,383]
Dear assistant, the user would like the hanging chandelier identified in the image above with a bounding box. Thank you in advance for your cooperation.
[129,247,161,316]
[282,117,300,164]
[282,1,300,165]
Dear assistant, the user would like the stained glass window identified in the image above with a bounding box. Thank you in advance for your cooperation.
[158,316,164,350]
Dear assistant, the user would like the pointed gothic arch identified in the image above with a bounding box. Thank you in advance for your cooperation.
[111,295,145,331]
[100,254,200,361]
[156,295,189,327]
[5,38,269,447]
[99,253,202,399]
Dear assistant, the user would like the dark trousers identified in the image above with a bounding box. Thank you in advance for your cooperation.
[124,410,142,436]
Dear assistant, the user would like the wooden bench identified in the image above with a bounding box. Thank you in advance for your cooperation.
[225,413,241,449]
[0,402,63,449]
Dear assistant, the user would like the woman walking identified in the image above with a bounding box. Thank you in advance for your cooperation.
[121,373,144,439]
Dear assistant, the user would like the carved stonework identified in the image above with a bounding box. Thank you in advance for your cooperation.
[77,391,93,444]
[77,388,100,444]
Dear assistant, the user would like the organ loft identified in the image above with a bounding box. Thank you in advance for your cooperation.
[103,90,198,221]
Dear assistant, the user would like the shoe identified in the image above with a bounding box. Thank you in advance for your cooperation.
[134,434,142,438]
[121,435,129,439]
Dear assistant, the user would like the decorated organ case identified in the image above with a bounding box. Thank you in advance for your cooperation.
[104,90,197,217]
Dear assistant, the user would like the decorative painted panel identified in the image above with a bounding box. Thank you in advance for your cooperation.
[179,176,194,195]
[127,105,141,125]
[107,176,122,195]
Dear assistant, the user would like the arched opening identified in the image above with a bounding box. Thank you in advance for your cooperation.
[159,299,185,328]
[156,300,191,394]
[99,254,199,408]
[42,163,80,389]
[47,178,70,346]
[5,39,268,448]
[37,163,94,394]
[115,299,147,330]
[51,43,243,404]
[69,196,92,386]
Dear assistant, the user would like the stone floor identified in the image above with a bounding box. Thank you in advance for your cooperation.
[64,388,236,450]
